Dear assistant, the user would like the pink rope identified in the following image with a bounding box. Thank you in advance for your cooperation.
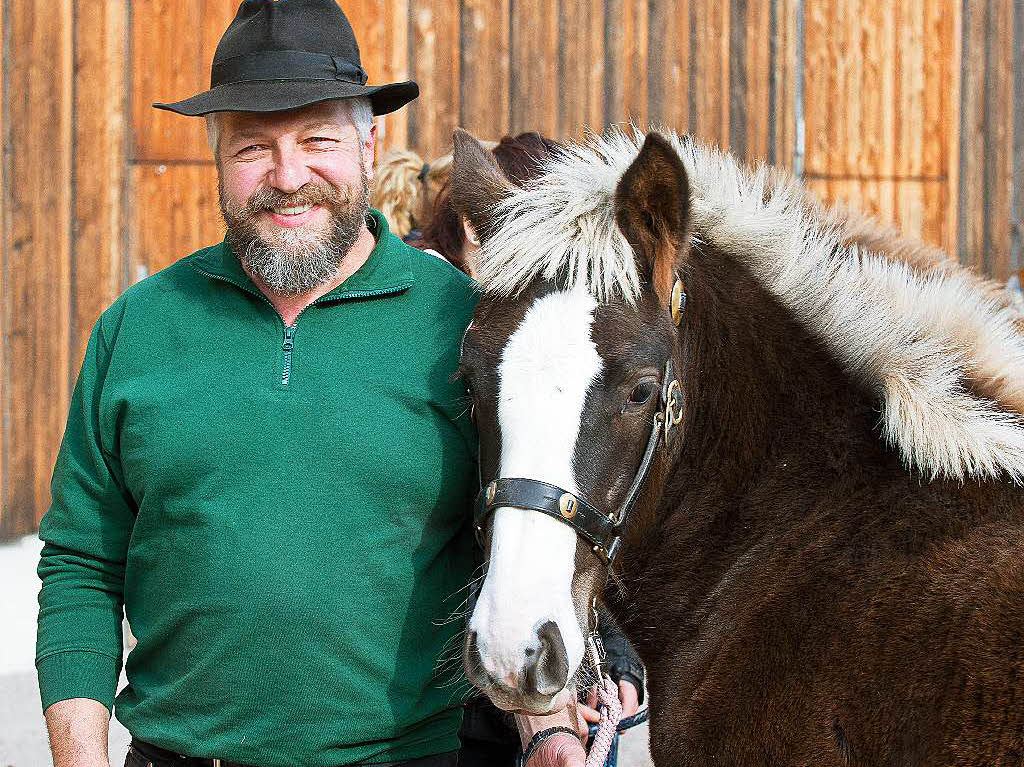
[585,675,622,767]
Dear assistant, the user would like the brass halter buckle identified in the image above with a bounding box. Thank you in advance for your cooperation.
[664,378,684,442]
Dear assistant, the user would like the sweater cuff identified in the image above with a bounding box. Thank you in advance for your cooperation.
[37,650,121,712]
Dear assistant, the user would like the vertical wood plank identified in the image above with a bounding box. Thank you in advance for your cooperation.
[381,0,412,153]
[773,0,799,170]
[1013,0,1024,273]
[985,0,1013,280]
[131,0,208,160]
[345,0,411,158]
[73,0,127,372]
[509,0,558,136]
[742,0,775,162]
[559,0,604,139]
[648,0,687,133]
[130,164,224,281]
[691,0,730,147]
[958,0,987,271]
[3,0,74,536]
[605,0,647,126]
[0,0,8,535]
[409,0,460,159]
[461,0,511,141]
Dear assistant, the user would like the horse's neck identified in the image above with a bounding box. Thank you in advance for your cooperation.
[611,242,882,659]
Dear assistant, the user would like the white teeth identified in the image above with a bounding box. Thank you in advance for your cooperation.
[271,204,314,216]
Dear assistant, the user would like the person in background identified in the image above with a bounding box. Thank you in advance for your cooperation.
[374,131,647,767]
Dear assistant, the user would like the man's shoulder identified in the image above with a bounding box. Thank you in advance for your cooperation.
[96,243,222,340]
[399,239,477,299]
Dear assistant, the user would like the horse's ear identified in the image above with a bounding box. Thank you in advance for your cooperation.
[614,133,691,305]
[450,128,515,243]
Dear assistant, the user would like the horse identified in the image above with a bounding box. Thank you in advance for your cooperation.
[448,126,1024,766]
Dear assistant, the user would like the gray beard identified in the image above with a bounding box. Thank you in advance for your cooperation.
[219,170,370,296]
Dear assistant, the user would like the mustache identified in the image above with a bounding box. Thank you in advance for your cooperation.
[237,183,350,218]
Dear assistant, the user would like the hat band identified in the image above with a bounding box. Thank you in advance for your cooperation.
[211,50,369,88]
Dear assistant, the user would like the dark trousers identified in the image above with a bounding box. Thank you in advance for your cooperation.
[125,738,459,767]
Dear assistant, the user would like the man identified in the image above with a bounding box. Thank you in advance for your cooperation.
[37,2,595,766]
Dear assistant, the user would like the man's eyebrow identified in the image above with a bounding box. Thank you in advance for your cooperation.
[226,122,344,144]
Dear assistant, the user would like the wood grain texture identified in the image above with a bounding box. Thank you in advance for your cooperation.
[409,0,460,158]
[1,0,7,533]
[461,0,511,141]
[131,0,220,161]
[3,0,74,536]
[648,0,688,133]
[605,0,648,127]
[129,163,224,282]
[741,0,775,163]
[559,0,604,139]
[773,0,799,169]
[691,0,730,147]
[73,0,127,372]
[958,0,987,271]
[344,0,412,157]
[510,0,558,136]
[985,0,1014,280]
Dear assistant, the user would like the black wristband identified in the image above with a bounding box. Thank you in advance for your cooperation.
[521,726,580,765]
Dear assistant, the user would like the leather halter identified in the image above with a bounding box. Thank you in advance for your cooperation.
[473,281,686,567]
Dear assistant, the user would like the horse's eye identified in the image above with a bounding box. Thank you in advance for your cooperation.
[627,380,657,406]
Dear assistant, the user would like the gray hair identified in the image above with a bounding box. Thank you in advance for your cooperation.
[205,96,374,157]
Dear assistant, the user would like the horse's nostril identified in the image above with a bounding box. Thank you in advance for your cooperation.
[526,620,570,696]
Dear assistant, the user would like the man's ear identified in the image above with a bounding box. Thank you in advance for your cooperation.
[363,122,378,181]
[450,128,515,243]
[614,133,691,305]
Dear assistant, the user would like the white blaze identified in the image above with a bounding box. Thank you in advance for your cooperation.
[470,289,602,689]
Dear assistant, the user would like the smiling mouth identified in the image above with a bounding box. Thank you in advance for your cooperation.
[270,203,316,216]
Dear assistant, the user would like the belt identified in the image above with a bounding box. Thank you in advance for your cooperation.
[130,739,256,767]
[130,738,459,767]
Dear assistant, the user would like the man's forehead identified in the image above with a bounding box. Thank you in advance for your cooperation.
[220,100,351,137]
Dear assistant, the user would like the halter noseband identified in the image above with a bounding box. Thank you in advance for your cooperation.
[473,279,686,567]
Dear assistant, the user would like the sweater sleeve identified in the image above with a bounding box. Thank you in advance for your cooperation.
[36,315,136,712]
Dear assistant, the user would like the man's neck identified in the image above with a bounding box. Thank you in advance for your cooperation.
[247,223,377,327]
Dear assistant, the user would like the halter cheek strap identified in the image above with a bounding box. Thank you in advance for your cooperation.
[473,279,687,567]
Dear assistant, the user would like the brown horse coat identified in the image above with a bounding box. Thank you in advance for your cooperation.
[454,128,1024,766]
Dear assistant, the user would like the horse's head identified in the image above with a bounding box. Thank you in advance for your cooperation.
[451,129,691,713]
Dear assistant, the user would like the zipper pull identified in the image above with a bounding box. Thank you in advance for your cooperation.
[282,325,296,350]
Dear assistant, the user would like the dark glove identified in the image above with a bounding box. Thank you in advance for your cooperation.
[596,602,645,705]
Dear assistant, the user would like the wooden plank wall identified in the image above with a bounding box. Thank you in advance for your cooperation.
[0,0,1021,539]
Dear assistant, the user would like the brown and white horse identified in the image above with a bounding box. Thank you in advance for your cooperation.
[450,127,1024,766]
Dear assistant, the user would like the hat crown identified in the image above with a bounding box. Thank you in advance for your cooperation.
[214,0,361,72]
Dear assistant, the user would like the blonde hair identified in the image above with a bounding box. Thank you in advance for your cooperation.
[371,142,495,238]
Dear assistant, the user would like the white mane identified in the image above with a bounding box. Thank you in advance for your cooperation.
[474,128,1024,485]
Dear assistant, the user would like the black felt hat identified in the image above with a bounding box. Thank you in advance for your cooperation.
[153,0,418,117]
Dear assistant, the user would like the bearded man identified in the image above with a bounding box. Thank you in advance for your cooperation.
[37,2,478,766]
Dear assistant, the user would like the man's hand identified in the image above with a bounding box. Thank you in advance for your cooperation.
[522,732,587,767]
[580,679,641,723]
[515,700,587,767]
[44,698,111,767]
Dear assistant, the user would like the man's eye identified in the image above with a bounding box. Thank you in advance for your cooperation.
[306,137,336,145]
[237,144,266,155]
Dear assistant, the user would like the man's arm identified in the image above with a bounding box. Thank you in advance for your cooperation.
[37,315,135,763]
[44,698,111,767]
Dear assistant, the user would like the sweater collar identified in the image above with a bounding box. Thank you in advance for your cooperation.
[193,209,414,299]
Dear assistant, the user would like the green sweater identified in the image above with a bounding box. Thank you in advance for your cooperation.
[36,211,479,766]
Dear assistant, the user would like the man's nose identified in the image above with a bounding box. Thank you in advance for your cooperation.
[268,145,312,194]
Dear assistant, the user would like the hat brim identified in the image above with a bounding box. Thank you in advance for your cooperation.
[153,79,419,117]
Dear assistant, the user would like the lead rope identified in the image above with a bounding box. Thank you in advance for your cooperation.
[585,675,623,767]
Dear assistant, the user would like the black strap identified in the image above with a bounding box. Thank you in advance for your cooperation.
[521,726,581,765]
